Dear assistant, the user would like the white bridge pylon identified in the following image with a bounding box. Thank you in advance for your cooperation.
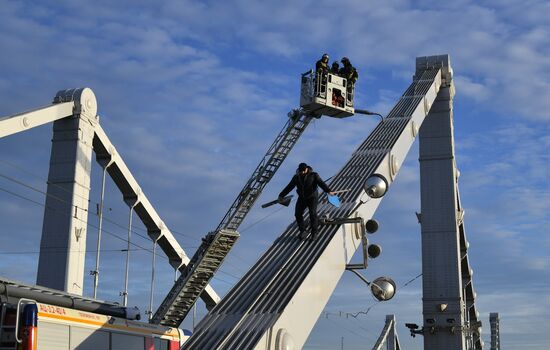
[0,88,220,308]
[373,315,401,350]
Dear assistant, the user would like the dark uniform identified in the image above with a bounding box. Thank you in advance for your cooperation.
[279,163,332,240]
[315,54,330,96]
[339,57,358,104]
[315,54,330,74]
[339,57,358,85]
[330,61,340,75]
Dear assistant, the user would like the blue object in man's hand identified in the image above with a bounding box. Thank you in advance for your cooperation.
[327,194,341,208]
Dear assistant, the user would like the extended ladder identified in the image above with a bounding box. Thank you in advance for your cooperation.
[151,111,314,326]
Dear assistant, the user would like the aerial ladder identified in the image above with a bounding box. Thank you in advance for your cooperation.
[150,69,357,326]
[183,55,476,350]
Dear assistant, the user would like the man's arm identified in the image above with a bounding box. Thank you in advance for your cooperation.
[279,176,297,198]
[315,173,332,194]
[352,68,358,83]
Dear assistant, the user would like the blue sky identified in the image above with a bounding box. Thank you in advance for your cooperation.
[0,0,548,349]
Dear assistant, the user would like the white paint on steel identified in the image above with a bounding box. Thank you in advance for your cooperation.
[92,162,113,299]
[276,329,296,350]
[37,88,98,295]
[0,102,74,138]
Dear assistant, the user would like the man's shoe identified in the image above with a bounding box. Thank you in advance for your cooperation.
[299,231,307,240]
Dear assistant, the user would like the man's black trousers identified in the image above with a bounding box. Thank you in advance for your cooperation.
[295,195,319,237]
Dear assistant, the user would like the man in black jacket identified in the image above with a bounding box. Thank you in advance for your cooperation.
[279,163,334,240]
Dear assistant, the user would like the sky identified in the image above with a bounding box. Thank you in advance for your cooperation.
[0,0,548,349]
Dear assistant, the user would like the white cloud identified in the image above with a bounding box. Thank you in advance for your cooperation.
[454,76,491,102]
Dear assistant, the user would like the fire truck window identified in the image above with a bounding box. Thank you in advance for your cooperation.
[154,337,169,350]
[112,332,145,350]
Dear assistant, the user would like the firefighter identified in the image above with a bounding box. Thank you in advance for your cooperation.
[315,53,330,74]
[339,57,358,85]
[339,57,358,103]
[330,61,340,75]
[315,53,330,95]
[279,163,335,240]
